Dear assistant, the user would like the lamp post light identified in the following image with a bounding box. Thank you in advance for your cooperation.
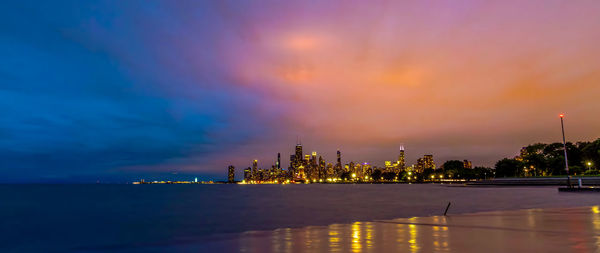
[559,114,570,187]
[587,161,593,171]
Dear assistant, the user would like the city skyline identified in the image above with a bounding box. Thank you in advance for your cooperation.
[4,1,600,253]
[244,142,434,173]
[239,141,444,183]
[1,1,600,182]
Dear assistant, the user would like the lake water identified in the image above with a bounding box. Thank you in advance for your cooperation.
[1,184,599,252]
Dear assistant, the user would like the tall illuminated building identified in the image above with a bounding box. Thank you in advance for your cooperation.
[318,156,325,179]
[385,161,393,167]
[252,159,258,176]
[398,145,406,171]
[326,163,334,177]
[415,154,435,173]
[243,167,251,181]
[337,150,341,166]
[227,165,235,183]
[311,151,317,171]
[292,140,303,171]
[289,154,295,167]
[423,155,435,170]
[295,142,303,163]
[276,153,281,169]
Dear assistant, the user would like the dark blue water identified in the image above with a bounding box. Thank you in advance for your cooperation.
[1,184,599,252]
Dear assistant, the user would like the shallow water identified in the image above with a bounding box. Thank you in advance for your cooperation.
[1,184,599,252]
[97,206,600,253]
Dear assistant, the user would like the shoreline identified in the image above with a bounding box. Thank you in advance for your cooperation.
[89,204,600,252]
[6,184,600,252]
[80,203,600,253]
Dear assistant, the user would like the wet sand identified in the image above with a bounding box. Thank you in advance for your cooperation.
[108,205,600,252]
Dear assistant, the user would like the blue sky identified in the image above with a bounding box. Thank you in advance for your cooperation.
[1,1,599,182]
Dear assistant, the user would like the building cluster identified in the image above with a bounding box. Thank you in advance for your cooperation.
[463,160,473,169]
[233,142,440,184]
[133,178,215,184]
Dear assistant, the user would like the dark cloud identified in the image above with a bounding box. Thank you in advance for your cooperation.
[1,0,599,182]
[0,1,280,182]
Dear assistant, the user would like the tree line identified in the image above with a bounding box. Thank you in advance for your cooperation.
[495,138,600,177]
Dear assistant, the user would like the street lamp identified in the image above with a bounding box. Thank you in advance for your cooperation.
[559,114,570,187]
[587,161,593,171]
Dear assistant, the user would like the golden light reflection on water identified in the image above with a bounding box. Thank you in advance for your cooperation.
[592,206,600,248]
[396,223,406,243]
[304,226,312,249]
[284,227,292,253]
[271,228,282,252]
[329,224,341,252]
[526,209,536,228]
[351,222,362,253]
[431,216,449,252]
[408,218,419,252]
[365,222,374,250]
[239,207,600,252]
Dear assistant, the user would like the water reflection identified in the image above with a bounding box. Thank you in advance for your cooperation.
[431,216,449,252]
[284,227,292,253]
[271,228,282,252]
[365,222,374,250]
[241,206,600,252]
[591,206,600,249]
[351,222,362,253]
[329,224,342,252]
[408,223,419,252]
[396,222,406,245]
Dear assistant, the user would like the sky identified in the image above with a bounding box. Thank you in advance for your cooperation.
[1,0,599,182]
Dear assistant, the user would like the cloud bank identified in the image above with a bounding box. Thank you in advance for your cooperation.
[1,0,599,182]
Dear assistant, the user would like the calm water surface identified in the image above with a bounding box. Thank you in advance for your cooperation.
[1,184,599,252]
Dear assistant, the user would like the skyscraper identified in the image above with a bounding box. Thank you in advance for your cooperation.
[398,145,406,171]
[295,142,303,162]
[318,155,325,179]
[228,165,235,183]
[276,153,281,169]
[293,141,303,171]
[337,150,341,166]
[243,167,251,181]
[289,154,295,168]
[252,159,258,176]
[423,155,435,170]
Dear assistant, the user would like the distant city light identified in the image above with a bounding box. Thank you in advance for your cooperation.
[218,141,486,186]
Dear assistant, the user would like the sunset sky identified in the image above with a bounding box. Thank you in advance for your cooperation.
[1,0,599,182]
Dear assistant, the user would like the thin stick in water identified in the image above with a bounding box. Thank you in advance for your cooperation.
[444,202,451,216]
